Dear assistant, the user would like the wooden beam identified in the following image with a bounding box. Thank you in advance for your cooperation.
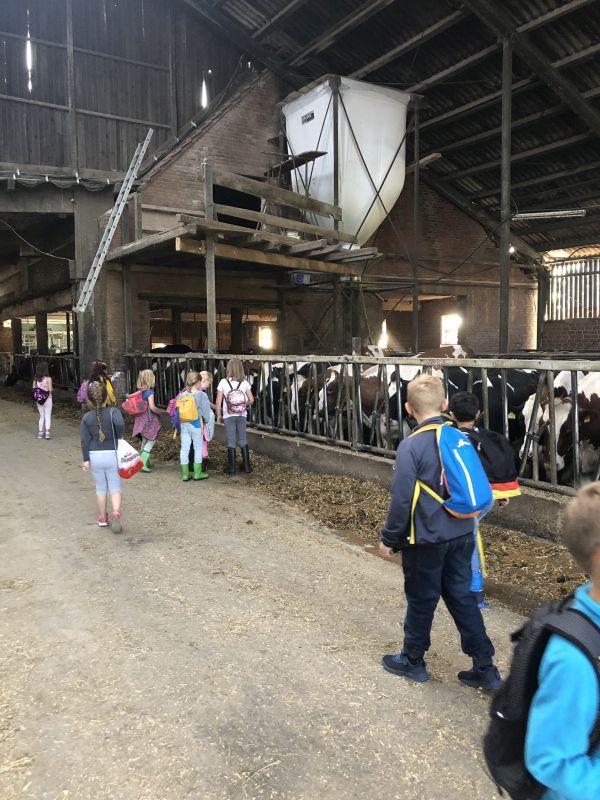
[324,247,378,262]
[179,215,326,247]
[253,0,312,39]
[107,224,197,261]
[214,203,353,242]
[408,44,499,94]
[288,0,397,67]
[288,238,327,253]
[350,10,464,79]
[182,0,306,87]
[462,0,600,139]
[448,133,591,181]
[175,238,363,276]
[211,167,342,219]
[469,159,600,200]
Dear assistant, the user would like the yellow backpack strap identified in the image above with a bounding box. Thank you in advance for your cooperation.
[476,528,487,576]
[409,481,445,544]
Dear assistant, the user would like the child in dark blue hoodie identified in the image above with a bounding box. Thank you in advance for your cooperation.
[525,483,600,799]
[379,375,501,688]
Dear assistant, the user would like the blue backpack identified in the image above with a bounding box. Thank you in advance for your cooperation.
[410,422,493,542]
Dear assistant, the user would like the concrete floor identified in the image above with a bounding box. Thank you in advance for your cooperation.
[0,399,519,800]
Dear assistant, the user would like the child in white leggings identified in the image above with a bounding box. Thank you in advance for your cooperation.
[32,362,53,439]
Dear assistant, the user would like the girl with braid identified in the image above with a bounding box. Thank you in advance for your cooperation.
[80,381,125,532]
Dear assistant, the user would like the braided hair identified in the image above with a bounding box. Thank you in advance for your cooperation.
[87,380,108,442]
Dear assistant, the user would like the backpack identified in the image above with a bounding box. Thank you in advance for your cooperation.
[77,380,89,404]
[463,427,521,499]
[225,379,247,415]
[122,389,148,415]
[175,391,199,424]
[484,599,600,799]
[410,422,493,535]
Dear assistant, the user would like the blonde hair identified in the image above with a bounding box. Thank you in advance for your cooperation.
[226,358,245,383]
[186,371,200,387]
[137,369,155,389]
[87,381,107,442]
[407,375,445,415]
[562,483,600,573]
[200,370,213,384]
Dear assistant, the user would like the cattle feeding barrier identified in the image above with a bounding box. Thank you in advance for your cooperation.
[10,353,81,391]
[126,352,600,497]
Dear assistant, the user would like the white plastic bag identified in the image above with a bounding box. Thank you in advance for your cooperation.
[116,439,143,479]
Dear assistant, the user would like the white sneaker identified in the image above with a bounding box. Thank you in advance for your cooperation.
[45,432,51,440]
[37,432,44,439]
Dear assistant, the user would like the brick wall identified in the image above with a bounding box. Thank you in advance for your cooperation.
[541,319,600,351]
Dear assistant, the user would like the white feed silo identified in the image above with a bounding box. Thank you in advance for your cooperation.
[281,76,410,247]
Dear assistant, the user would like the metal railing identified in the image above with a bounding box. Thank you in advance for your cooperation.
[126,351,600,496]
[11,353,81,391]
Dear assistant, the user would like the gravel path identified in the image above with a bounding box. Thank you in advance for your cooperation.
[0,399,520,800]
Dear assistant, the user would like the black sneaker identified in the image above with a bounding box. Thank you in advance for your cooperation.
[458,665,502,690]
[382,653,429,682]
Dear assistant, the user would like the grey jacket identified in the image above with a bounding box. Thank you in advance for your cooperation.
[380,416,474,549]
[80,408,125,461]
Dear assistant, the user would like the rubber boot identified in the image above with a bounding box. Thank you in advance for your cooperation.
[140,450,152,473]
[181,464,190,482]
[193,461,209,481]
[224,447,236,475]
[241,445,253,473]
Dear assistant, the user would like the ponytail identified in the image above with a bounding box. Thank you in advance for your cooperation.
[87,380,108,442]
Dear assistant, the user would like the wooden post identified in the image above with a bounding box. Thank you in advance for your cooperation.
[65,0,78,170]
[35,312,49,355]
[230,307,243,353]
[65,312,71,351]
[133,193,143,241]
[11,318,23,354]
[203,160,217,353]
[499,37,513,353]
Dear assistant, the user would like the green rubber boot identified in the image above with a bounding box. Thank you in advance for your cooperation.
[140,450,152,473]
[193,461,209,481]
[181,464,191,482]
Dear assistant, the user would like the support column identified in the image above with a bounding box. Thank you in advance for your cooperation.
[411,98,421,354]
[331,77,341,233]
[203,160,217,353]
[171,308,182,344]
[536,268,549,349]
[230,307,243,353]
[35,312,49,355]
[499,37,513,354]
[333,278,344,354]
[65,312,71,352]
[72,187,114,370]
[11,318,23,354]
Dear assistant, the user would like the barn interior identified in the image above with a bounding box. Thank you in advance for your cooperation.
[1,0,599,368]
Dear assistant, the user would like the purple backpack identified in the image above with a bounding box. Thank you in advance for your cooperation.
[77,380,89,404]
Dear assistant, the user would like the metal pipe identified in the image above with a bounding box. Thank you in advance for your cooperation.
[501,368,509,439]
[571,370,580,489]
[499,36,512,354]
[546,370,558,486]
[481,368,490,429]
[411,98,421,354]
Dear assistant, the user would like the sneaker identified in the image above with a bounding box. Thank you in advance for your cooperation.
[111,511,123,534]
[44,431,51,440]
[382,653,430,682]
[458,665,503,690]
[97,515,109,528]
[37,432,44,439]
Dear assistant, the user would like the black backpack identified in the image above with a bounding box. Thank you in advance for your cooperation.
[463,427,518,485]
[484,599,600,799]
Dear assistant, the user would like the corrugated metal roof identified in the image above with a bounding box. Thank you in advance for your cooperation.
[206,0,600,252]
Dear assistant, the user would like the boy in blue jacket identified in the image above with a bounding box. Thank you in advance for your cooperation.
[379,375,501,689]
[525,483,600,799]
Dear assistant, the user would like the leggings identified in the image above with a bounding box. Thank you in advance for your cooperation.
[37,398,52,432]
[224,415,247,448]
[141,437,156,453]
[180,422,203,465]
[89,450,121,495]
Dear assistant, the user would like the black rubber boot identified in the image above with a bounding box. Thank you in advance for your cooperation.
[241,445,253,473]
[224,447,236,475]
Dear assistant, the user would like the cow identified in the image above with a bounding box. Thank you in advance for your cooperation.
[555,373,600,481]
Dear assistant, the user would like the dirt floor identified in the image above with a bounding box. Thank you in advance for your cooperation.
[0,395,537,800]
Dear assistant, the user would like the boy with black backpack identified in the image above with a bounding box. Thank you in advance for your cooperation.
[379,375,502,689]
[484,483,600,799]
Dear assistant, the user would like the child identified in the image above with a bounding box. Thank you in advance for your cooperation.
[133,369,162,472]
[199,370,216,465]
[448,391,521,607]
[525,483,600,798]
[80,381,125,532]
[179,371,211,482]
[33,362,53,439]
[78,361,116,406]
[216,358,254,475]
[379,375,501,689]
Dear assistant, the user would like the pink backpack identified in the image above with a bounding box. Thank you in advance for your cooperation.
[225,380,247,415]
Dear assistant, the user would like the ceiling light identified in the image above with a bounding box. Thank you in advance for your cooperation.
[513,209,587,220]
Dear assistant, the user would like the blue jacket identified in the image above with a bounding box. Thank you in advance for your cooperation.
[525,583,600,800]
[380,416,474,549]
